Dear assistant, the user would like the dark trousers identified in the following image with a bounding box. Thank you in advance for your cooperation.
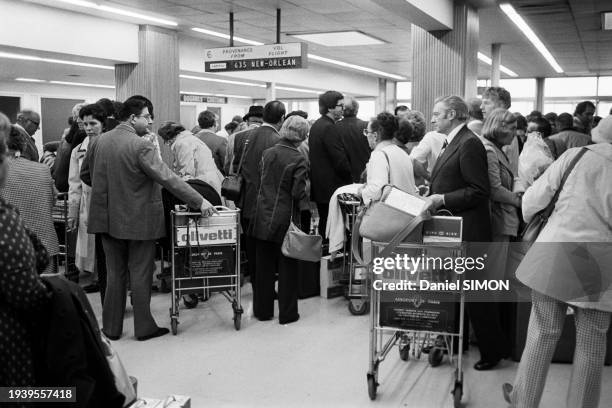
[467,301,511,362]
[95,234,107,304]
[254,239,299,323]
[316,202,329,238]
[101,235,158,338]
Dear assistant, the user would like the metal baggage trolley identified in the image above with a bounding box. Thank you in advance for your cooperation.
[366,239,467,407]
[51,193,70,275]
[337,193,369,315]
[169,207,243,334]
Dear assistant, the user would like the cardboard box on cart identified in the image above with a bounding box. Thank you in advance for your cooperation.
[319,255,345,298]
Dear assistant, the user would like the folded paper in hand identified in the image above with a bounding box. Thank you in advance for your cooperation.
[383,187,427,216]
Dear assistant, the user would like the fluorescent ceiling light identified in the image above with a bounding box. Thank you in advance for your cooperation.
[191,28,405,80]
[308,54,405,80]
[180,74,265,87]
[499,3,563,73]
[16,77,114,88]
[289,31,385,47]
[16,77,46,83]
[276,86,324,94]
[0,51,114,70]
[180,91,252,100]
[477,52,518,77]
[53,0,177,26]
[50,80,115,89]
[191,28,264,46]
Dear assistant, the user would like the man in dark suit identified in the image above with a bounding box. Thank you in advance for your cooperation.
[427,95,509,371]
[232,101,285,310]
[82,96,216,341]
[336,97,370,183]
[14,110,40,162]
[309,91,352,238]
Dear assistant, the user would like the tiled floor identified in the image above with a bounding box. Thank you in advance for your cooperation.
[85,281,612,408]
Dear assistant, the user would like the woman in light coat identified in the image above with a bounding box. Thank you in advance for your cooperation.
[158,121,224,194]
[503,115,612,408]
[359,112,418,205]
[68,104,107,277]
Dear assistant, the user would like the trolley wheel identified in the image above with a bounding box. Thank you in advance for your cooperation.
[428,347,444,367]
[171,318,178,335]
[399,343,410,361]
[452,382,463,407]
[367,374,377,401]
[348,299,369,315]
[182,294,199,309]
[233,312,242,331]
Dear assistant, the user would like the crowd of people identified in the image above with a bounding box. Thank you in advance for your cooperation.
[0,86,610,408]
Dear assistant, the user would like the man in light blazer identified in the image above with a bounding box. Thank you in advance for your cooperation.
[426,95,510,371]
[82,96,216,341]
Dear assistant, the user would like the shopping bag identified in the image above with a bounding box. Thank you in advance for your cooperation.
[101,334,136,407]
[281,221,322,262]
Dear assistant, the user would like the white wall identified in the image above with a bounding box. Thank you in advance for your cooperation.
[180,99,254,132]
[0,0,138,63]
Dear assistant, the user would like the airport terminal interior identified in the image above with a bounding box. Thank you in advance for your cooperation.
[1,0,612,407]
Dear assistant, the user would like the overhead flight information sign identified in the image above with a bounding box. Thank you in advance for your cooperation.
[204,42,307,73]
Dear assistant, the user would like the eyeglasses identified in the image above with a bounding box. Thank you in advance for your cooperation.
[363,129,375,137]
[28,119,40,128]
[335,104,344,108]
[136,114,152,120]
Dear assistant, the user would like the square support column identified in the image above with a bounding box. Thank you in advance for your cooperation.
[115,25,180,131]
[411,2,478,128]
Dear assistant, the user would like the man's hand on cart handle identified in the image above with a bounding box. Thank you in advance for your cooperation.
[200,199,218,217]
[424,194,445,212]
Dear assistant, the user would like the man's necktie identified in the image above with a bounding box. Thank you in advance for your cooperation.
[439,139,448,159]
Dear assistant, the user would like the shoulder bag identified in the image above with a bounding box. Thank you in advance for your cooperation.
[221,136,250,201]
[519,147,587,245]
[352,149,431,264]
[282,200,322,263]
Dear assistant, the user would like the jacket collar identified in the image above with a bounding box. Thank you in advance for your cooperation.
[116,122,137,134]
[482,137,513,175]
[430,125,470,182]
[277,138,300,151]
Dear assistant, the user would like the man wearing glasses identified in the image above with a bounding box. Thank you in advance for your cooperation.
[15,110,41,162]
[309,90,352,241]
[81,95,216,341]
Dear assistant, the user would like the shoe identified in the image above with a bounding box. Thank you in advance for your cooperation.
[256,315,273,321]
[279,314,300,325]
[102,331,120,341]
[82,283,100,293]
[136,327,169,341]
[474,359,501,371]
[502,383,512,404]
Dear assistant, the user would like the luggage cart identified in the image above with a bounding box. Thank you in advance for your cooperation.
[169,207,243,334]
[366,240,467,407]
[52,192,72,276]
[337,193,369,315]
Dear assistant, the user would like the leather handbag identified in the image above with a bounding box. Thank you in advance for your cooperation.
[221,137,250,201]
[281,221,322,262]
[519,147,587,246]
[358,184,425,243]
